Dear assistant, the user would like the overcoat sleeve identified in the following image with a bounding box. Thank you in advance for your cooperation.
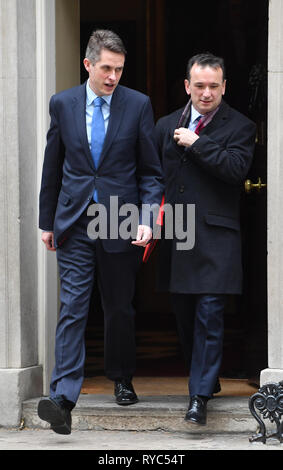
[188,119,256,185]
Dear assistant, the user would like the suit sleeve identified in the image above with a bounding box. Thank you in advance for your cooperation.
[136,97,164,226]
[189,118,256,185]
[155,117,167,159]
[39,95,65,231]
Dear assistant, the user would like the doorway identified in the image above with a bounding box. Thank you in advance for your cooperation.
[80,0,268,382]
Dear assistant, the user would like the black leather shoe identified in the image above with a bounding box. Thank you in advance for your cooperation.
[213,377,221,394]
[114,379,139,406]
[185,395,207,425]
[37,397,72,434]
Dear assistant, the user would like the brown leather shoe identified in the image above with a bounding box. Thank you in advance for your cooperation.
[185,395,207,425]
[114,379,138,406]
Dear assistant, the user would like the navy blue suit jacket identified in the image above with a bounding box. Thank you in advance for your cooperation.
[39,83,164,251]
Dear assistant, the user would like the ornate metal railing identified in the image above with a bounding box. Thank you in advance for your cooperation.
[249,381,283,443]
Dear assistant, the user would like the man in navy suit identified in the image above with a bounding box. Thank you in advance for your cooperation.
[156,53,256,425]
[38,30,163,434]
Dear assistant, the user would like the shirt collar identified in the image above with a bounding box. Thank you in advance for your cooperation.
[86,79,112,106]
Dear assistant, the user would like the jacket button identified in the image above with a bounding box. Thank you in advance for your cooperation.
[179,185,185,193]
[183,156,188,163]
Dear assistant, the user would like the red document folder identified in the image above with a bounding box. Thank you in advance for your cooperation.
[143,195,165,263]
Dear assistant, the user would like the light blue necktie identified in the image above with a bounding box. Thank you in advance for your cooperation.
[91,97,105,201]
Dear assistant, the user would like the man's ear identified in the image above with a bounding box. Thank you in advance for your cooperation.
[184,79,191,96]
[83,58,91,73]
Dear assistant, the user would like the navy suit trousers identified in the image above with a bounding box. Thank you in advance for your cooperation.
[171,293,226,398]
[50,208,142,404]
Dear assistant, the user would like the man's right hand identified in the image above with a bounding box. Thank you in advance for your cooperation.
[174,127,199,147]
[41,231,56,251]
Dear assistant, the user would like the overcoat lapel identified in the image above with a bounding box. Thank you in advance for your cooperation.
[200,100,230,136]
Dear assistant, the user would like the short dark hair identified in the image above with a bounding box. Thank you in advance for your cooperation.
[186,53,226,82]
[85,29,127,65]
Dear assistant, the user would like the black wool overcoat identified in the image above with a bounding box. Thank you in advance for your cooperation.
[155,100,256,294]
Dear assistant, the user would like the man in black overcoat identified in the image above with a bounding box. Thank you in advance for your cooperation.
[156,53,256,425]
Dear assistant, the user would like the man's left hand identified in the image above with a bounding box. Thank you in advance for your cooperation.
[132,225,153,247]
[174,127,199,147]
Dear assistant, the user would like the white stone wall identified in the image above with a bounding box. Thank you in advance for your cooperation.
[0,0,42,426]
[261,0,283,385]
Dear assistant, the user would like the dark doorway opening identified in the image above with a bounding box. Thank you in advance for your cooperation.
[81,0,268,382]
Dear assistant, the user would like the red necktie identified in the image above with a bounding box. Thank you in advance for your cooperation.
[195,117,205,135]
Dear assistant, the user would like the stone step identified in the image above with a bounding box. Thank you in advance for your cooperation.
[22,395,258,435]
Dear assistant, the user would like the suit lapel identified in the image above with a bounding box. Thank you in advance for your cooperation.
[97,85,126,170]
[72,83,95,170]
[72,84,127,170]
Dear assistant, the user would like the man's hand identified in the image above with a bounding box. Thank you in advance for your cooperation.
[41,231,56,251]
[131,225,152,247]
[174,127,199,147]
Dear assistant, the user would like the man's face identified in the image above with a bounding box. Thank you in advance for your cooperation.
[184,64,226,115]
[83,48,125,96]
